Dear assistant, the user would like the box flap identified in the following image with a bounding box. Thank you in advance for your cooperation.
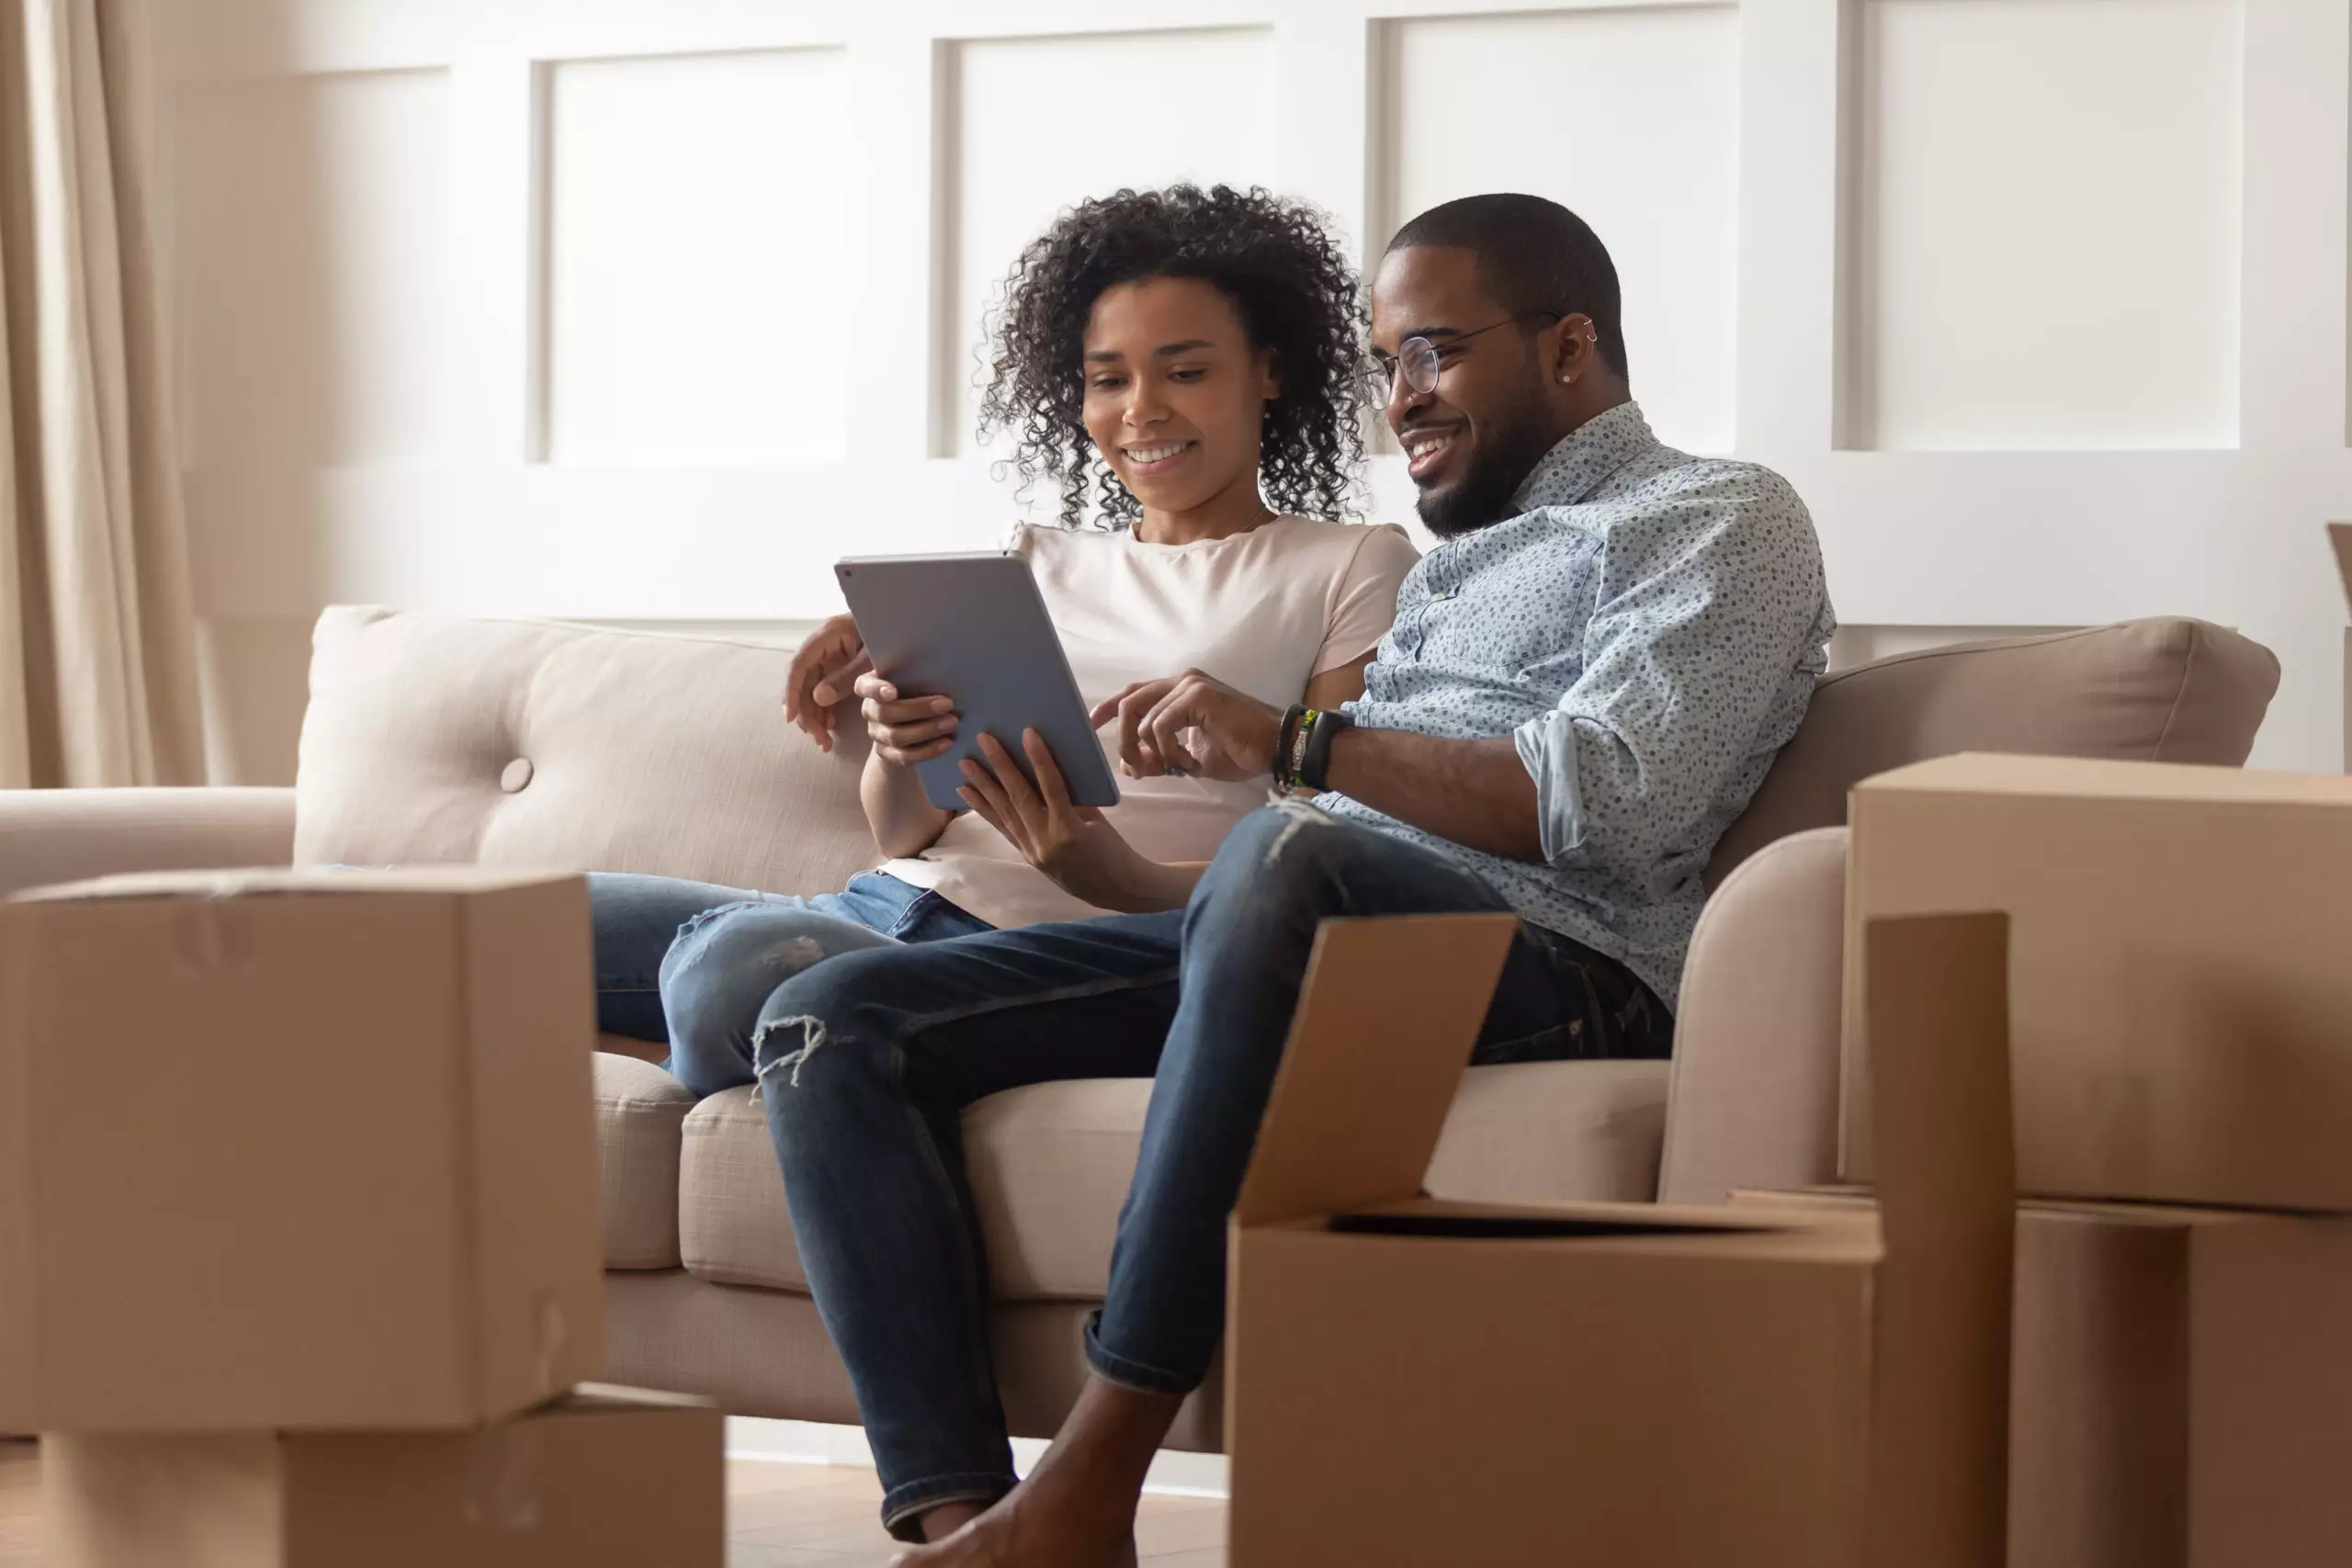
[2330,523,2352,615]
[549,1382,718,1416]
[1232,914,1516,1227]
[1861,912,2015,1568]
[1854,752,2352,808]
[10,866,577,904]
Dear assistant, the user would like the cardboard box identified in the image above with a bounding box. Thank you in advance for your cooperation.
[1841,752,2352,1210]
[0,868,604,1431]
[1735,1188,2352,1568]
[41,1383,722,1568]
[1226,911,2017,1568]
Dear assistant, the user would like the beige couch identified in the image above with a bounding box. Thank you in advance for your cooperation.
[0,606,2278,1452]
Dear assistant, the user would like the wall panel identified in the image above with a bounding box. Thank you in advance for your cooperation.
[152,0,2352,779]
[178,68,454,470]
[1377,5,1740,455]
[539,47,850,464]
[1846,0,2244,451]
[943,27,1276,459]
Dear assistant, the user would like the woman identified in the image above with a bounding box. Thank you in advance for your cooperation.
[591,183,1418,1102]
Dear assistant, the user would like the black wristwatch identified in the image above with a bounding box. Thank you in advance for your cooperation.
[1297,709,1353,793]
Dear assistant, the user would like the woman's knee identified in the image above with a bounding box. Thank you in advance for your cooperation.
[747,954,901,1118]
[659,904,889,1095]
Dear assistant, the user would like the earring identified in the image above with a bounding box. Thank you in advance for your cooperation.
[1561,372,1577,385]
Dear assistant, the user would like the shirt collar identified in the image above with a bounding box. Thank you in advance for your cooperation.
[1508,400,1656,513]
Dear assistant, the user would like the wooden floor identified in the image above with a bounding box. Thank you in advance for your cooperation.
[0,1438,1228,1567]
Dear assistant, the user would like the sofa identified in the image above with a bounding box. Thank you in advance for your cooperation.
[0,606,2278,1453]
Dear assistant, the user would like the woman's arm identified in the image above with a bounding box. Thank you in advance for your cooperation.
[861,749,954,859]
[1301,650,1374,714]
[853,671,961,859]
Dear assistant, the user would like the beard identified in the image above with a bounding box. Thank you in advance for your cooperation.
[1413,394,1561,540]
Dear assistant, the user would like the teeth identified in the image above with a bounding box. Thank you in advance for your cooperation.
[1126,444,1187,464]
[1406,433,1452,460]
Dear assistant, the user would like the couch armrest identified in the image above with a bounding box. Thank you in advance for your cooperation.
[1656,827,1846,1203]
[0,787,297,898]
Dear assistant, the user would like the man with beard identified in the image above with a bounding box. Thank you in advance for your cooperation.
[760,194,1835,1568]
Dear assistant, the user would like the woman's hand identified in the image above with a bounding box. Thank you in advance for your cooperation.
[1090,669,1284,781]
[957,731,1161,911]
[857,671,959,768]
[784,614,874,752]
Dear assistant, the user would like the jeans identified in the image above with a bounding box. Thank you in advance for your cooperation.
[756,803,1670,1537]
[586,870,993,1092]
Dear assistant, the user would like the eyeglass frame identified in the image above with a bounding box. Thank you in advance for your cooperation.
[1362,310,1573,405]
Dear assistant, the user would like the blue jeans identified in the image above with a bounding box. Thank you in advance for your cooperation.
[586,870,993,1093]
[756,803,1670,1537]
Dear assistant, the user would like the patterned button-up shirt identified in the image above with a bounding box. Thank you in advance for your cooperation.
[1321,401,1835,1009]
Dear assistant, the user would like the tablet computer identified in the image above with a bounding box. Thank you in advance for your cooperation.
[833,552,1122,813]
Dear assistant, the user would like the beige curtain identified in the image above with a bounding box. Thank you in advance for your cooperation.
[0,0,202,788]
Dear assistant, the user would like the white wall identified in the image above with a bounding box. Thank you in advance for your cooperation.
[150,0,2346,783]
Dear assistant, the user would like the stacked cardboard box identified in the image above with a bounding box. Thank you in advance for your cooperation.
[1225,910,2020,1568]
[0,869,723,1566]
[1227,751,2352,1567]
[1813,752,2352,1566]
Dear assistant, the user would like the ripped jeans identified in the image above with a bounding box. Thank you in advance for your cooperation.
[585,871,992,1091]
[755,803,1670,1538]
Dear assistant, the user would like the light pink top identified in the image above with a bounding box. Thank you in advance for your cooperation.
[881,515,1420,928]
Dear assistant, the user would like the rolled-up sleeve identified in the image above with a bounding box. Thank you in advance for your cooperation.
[1512,471,1828,884]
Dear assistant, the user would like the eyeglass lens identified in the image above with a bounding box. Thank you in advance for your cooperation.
[1366,337,1441,403]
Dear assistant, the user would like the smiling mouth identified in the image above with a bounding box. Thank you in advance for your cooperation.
[1402,427,1459,479]
[1123,440,1195,470]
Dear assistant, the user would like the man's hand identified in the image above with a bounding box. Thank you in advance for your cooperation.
[857,671,959,768]
[783,613,873,752]
[1089,670,1283,782]
[958,731,1153,910]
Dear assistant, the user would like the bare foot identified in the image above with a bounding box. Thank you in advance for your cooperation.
[888,1455,1140,1568]
[890,1375,1180,1568]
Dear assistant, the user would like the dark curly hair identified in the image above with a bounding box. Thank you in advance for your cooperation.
[976,184,1366,530]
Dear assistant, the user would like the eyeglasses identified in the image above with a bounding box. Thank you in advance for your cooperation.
[1363,312,1565,405]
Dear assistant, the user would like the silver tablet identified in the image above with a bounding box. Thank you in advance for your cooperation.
[833,552,1123,813]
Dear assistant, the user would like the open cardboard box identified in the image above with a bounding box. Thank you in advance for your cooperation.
[42,1383,723,1568]
[0,868,605,1431]
[1731,1186,2352,1568]
[1225,911,2018,1568]
[1839,752,2352,1210]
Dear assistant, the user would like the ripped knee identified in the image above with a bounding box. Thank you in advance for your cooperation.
[1259,795,1336,868]
[752,1014,829,1089]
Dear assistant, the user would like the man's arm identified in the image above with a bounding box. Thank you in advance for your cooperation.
[1318,730,1543,862]
[1096,472,1828,873]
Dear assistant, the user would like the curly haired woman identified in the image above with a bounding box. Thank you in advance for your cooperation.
[588,186,1416,1062]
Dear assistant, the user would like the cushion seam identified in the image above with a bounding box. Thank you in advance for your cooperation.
[2145,622,2199,761]
[1814,622,2125,690]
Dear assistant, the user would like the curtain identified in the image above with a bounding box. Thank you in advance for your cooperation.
[0,0,202,788]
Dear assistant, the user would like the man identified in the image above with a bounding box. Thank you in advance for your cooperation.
[778,193,1834,1566]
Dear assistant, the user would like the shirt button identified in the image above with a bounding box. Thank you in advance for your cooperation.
[500,758,534,794]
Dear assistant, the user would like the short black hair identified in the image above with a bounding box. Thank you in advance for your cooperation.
[978,184,1366,530]
[1385,193,1627,379]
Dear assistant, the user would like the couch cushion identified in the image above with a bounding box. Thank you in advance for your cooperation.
[1708,617,2278,885]
[294,606,878,895]
[594,1051,694,1269]
[675,1061,1669,1301]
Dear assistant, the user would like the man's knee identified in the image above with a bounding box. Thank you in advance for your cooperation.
[1190,802,1356,935]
